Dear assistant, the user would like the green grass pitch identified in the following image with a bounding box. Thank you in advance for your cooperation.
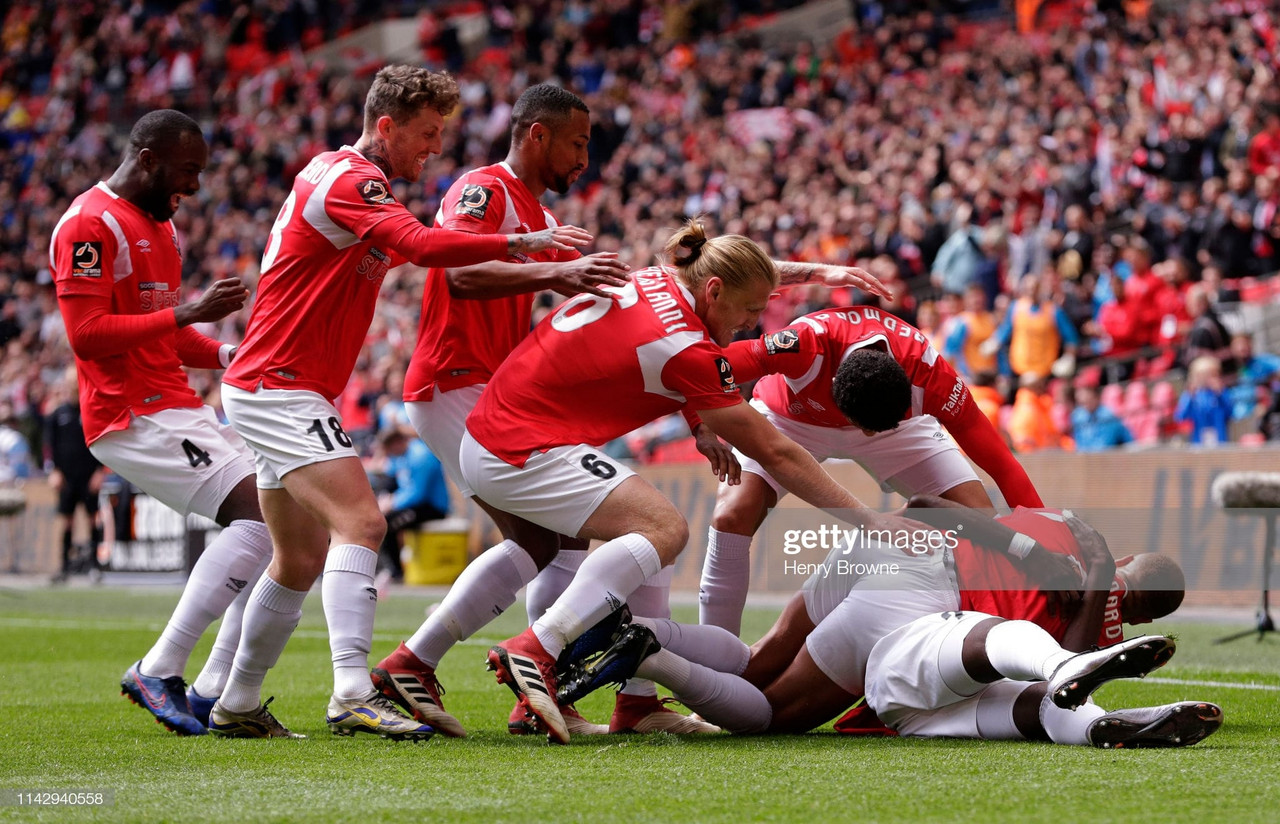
[0,586,1277,823]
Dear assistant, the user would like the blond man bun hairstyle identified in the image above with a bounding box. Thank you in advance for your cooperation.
[664,218,778,294]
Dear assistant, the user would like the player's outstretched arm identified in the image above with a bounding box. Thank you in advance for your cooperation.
[699,401,880,524]
[943,398,1044,508]
[772,259,892,299]
[446,253,630,300]
[904,494,1083,590]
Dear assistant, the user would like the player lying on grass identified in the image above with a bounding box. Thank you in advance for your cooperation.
[700,305,1044,636]
[557,502,1222,748]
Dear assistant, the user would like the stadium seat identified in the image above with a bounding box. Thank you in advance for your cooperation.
[1100,383,1124,415]
[1050,402,1072,435]
[1127,410,1161,444]
[1123,381,1150,416]
[1151,381,1178,417]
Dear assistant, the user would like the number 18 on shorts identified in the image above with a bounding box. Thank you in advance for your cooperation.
[220,383,358,489]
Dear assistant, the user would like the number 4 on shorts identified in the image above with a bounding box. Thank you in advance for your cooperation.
[182,439,212,468]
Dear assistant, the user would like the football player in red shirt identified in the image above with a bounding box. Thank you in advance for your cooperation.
[50,109,271,737]
[462,220,903,743]
[377,84,892,738]
[560,503,1219,749]
[377,85,634,738]
[214,66,587,740]
[700,307,1044,635]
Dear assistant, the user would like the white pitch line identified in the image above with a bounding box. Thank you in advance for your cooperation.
[1141,676,1280,692]
[0,617,498,646]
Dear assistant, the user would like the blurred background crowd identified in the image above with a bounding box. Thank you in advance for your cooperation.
[3,0,1280,491]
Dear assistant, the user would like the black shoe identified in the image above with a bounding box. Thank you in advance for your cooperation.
[557,624,661,705]
[1087,701,1223,749]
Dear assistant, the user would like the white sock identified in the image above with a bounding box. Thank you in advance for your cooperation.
[619,567,672,698]
[406,540,539,668]
[219,574,308,713]
[140,519,274,679]
[323,544,380,700]
[533,533,662,659]
[1040,697,1107,745]
[634,616,751,675]
[983,620,1076,682]
[637,649,771,734]
[698,528,753,635]
[936,614,1000,698]
[526,548,587,625]
[191,554,269,697]
[973,680,1032,740]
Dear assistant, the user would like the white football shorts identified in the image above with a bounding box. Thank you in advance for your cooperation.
[405,385,482,498]
[221,383,357,489]
[459,429,634,537]
[89,405,254,521]
[736,399,979,498]
[866,610,1009,737]
[802,539,960,696]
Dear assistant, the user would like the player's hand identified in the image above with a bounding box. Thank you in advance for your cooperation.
[511,225,593,254]
[1020,544,1086,617]
[174,278,250,326]
[815,265,893,300]
[548,253,632,298]
[48,469,64,492]
[692,423,741,485]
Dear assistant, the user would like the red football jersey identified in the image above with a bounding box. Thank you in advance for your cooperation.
[727,307,1043,508]
[732,307,965,428]
[954,507,1125,648]
[49,183,205,444]
[467,266,742,466]
[404,162,579,401]
[225,147,508,400]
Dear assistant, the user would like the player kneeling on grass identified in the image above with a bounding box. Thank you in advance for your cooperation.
[555,504,1222,749]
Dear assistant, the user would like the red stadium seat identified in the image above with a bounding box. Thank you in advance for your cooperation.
[1127,410,1162,444]
[1100,383,1124,415]
[1123,381,1150,416]
[1150,381,1178,417]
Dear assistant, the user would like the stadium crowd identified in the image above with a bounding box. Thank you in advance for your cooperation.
[2,0,1280,477]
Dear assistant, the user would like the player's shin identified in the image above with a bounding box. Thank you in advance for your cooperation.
[406,539,538,668]
[526,547,587,625]
[636,649,769,733]
[634,616,752,675]
[140,519,274,679]
[533,533,662,658]
[192,554,269,698]
[219,574,307,712]
[322,544,380,700]
[698,528,753,635]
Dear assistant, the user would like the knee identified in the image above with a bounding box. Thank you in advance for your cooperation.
[648,515,689,563]
[711,485,767,535]
[342,506,387,551]
[507,522,560,567]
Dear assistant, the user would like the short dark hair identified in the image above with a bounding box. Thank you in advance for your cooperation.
[832,348,911,432]
[510,83,589,144]
[128,109,202,153]
[364,65,460,129]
